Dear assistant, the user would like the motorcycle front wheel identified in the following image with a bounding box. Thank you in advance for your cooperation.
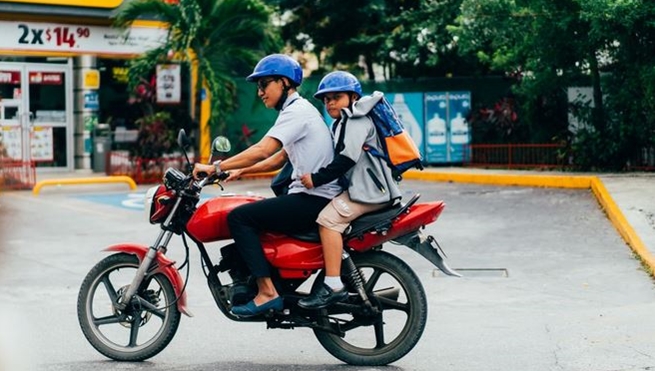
[77,253,181,361]
[313,251,428,366]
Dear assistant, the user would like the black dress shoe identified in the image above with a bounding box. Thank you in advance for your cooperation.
[298,283,348,309]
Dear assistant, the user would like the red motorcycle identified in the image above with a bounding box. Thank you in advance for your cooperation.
[77,130,460,366]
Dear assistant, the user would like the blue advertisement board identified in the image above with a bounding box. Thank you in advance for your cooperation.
[424,92,449,163]
[424,91,471,163]
[448,91,471,162]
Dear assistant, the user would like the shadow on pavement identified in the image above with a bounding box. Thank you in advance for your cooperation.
[45,360,405,371]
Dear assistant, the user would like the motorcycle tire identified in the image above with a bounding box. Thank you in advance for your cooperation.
[313,251,428,366]
[77,253,181,361]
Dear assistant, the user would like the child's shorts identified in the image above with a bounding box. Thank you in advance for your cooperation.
[316,191,390,233]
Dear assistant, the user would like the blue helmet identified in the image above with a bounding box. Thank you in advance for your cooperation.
[314,71,362,99]
[246,54,303,86]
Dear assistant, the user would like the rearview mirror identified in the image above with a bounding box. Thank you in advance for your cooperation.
[177,129,192,149]
[212,136,231,153]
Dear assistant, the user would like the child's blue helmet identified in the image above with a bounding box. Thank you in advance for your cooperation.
[314,71,362,99]
[246,54,303,86]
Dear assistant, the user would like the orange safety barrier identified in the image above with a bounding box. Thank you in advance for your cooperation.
[464,143,655,171]
[627,147,655,171]
[0,159,36,190]
[107,151,193,184]
[464,143,567,169]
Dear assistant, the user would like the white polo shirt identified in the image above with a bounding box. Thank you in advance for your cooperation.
[266,93,342,199]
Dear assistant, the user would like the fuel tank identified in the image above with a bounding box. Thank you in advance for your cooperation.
[186,195,264,243]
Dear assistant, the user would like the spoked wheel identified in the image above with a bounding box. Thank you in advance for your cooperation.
[313,251,428,366]
[77,253,181,361]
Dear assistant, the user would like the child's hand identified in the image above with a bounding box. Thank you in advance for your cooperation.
[300,174,314,189]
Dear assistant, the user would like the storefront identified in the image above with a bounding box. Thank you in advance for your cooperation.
[0,0,169,172]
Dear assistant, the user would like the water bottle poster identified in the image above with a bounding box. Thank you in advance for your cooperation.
[385,92,424,156]
[448,91,471,162]
[424,92,449,163]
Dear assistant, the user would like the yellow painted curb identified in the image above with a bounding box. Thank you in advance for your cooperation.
[33,176,137,195]
[403,170,594,189]
[405,170,655,276]
[590,177,655,274]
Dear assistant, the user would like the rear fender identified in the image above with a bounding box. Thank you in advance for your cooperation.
[393,232,461,277]
[104,244,192,317]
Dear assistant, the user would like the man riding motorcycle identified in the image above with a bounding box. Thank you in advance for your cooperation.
[192,54,341,317]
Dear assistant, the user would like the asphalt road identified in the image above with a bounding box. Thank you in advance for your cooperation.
[0,179,653,371]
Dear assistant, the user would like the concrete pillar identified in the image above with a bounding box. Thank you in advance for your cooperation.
[73,55,99,170]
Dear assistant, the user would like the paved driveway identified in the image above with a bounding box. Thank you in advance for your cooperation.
[0,179,653,371]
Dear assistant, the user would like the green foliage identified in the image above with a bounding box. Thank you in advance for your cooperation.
[271,0,385,78]
[378,0,490,78]
[115,0,281,134]
[131,111,175,159]
[271,0,488,79]
[451,0,655,169]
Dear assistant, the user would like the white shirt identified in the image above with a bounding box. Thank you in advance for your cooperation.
[266,93,342,199]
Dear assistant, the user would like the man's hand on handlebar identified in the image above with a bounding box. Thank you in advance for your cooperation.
[193,163,216,180]
[224,169,243,182]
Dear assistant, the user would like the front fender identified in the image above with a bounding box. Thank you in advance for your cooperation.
[104,243,192,317]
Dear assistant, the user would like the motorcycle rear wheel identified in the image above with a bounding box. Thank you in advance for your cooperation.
[77,253,181,361]
[313,251,428,366]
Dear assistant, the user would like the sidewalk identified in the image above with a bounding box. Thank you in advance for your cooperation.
[404,167,655,275]
[31,167,655,275]
[598,173,655,270]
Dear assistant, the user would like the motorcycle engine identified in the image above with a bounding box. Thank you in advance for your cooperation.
[218,244,256,306]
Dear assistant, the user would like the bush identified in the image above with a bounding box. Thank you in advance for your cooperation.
[130,112,175,160]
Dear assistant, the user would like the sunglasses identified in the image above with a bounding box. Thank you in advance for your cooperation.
[257,78,278,91]
[322,93,346,104]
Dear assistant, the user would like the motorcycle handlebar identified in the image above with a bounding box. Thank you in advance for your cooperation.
[195,171,229,188]
[217,171,230,181]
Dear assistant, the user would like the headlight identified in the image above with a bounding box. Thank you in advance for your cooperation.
[163,167,186,189]
[144,185,160,223]
[144,185,176,224]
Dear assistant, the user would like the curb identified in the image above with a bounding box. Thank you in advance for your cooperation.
[32,176,138,195]
[403,170,655,276]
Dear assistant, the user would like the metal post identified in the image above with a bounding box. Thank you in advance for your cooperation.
[73,55,98,170]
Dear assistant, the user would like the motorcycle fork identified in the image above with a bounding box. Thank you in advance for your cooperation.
[116,197,183,310]
[116,197,184,310]
[115,229,174,310]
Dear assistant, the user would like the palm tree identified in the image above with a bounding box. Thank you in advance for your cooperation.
[115,0,281,159]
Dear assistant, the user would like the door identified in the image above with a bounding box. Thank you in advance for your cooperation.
[0,61,73,170]
[0,68,28,162]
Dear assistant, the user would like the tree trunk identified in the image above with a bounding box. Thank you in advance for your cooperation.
[364,53,375,81]
[588,49,604,131]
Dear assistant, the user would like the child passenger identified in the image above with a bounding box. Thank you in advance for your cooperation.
[298,71,401,309]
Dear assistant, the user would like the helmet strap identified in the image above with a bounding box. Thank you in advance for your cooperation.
[347,93,359,109]
[275,78,292,111]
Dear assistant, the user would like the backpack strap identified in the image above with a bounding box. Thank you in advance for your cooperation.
[334,117,348,154]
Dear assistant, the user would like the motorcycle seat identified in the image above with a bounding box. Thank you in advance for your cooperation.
[288,194,421,243]
[344,203,401,239]
[345,194,421,239]
[289,229,321,243]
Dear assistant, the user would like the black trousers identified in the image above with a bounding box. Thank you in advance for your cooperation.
[227,193,331,278]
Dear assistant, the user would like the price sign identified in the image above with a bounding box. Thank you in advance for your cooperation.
[17,24,91,49]
[0,126,22,160]
[1,20,167,55]
[31,126,54,162]
[156,64,181,104]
